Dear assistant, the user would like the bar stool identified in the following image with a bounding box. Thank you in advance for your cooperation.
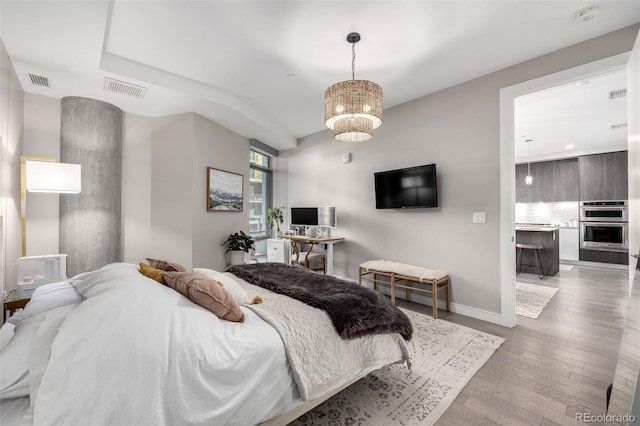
[516,243,545,279]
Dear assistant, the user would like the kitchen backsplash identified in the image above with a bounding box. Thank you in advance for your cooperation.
[515,201,579,226]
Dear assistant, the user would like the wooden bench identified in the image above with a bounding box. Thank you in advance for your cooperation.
[359,260,450,319]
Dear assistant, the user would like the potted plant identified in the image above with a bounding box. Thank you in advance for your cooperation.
[267,206,285,238]
[223,230,255,265]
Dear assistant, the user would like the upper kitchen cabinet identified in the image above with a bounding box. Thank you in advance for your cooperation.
[579,151,628,201]
[529,161,554,202]
[516,163,532,202]
[516,158,578,202]
[552,158,579,201]
[515,162,553,202]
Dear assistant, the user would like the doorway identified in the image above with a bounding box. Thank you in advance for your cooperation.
[499,52,631,327]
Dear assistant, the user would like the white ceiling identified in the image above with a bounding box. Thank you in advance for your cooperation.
[514,67,629,163]
[1,1,639,151]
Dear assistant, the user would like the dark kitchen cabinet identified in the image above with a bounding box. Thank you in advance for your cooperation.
[516,163,532,202]
[552,158,579,201]
[530,161,554,202]
[515,158,578,202]
[516,162,552,202]
[579,151,628,201]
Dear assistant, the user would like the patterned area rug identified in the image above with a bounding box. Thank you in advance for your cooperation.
[516,281,559,318]
[289,309,504,426]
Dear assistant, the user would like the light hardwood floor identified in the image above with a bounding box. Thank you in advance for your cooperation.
[396,264,629,426]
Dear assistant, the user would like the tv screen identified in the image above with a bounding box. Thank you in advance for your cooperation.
[374,164,438,209]
[290,207,318,226]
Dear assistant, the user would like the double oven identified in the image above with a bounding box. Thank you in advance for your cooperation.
[579,201,628,252]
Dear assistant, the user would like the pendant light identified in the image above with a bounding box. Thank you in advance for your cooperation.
[525,138,533,185]
[324,32,383,142]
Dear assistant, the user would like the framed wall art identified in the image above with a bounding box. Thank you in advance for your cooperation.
[207,167,243,212]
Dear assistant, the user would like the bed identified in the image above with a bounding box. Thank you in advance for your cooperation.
[0,261,411,425]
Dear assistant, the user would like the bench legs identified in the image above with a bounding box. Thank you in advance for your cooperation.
[359,268,451,319]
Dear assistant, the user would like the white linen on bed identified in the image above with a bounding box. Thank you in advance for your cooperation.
[0,396,29,426]
[28,263,300,426]
[233,277,411,400]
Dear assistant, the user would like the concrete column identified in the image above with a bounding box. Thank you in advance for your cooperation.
[60,97,122,276]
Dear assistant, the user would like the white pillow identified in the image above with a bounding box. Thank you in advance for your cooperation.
[7,281,84,327]
[193,268,251,305]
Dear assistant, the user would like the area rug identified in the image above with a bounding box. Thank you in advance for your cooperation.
[516,281,559,318]
[289,308,504,426]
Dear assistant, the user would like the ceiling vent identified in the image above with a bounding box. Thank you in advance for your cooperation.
[609,88,627,99]
[29,73,52,88]
[103,77,148,99]
[610,123,628,130]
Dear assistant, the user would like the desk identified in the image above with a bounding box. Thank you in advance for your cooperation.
[280,235,345,275]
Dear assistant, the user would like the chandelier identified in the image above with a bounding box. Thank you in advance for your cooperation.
[324,32,383,142]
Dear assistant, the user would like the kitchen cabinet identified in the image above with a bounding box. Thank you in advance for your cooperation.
[515,158,578,203]
[552,159,579,201]
[515,162,553,202]
[559,228,579,261]
[579,151,628,201]
[515,228,560,276]
[529,161,554,202]
[515,163,532,203]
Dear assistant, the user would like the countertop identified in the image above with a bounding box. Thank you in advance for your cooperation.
[515,226,559,232]
[515,223,578,231]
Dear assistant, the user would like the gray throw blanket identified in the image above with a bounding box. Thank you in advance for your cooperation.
[226,263,413,340]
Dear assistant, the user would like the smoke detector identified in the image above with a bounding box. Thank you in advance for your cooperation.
[576,6,600,22]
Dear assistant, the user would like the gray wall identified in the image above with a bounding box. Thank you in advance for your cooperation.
[15,101,252,275]
[145,112,250,271]
[0,39,24,293]
[284,24,640,318]
[22,93,60,256]
[121,113,152,266]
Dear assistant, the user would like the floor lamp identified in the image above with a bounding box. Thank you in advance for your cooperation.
[20,156,81,257]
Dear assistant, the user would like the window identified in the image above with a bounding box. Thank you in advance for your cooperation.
[249,150,272,240]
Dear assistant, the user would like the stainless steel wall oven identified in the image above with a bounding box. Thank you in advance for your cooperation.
[579,201,628,252]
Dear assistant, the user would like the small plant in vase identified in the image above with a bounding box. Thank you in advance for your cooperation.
[223,230,255,265]
[267,206,285,238]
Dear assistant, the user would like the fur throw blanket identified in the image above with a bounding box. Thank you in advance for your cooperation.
[226,263,412,340]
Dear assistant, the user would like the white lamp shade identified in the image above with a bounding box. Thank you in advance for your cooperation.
[25,160,81,193]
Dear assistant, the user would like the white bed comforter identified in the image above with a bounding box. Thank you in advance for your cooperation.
[24,263,409,425]
[231,275,410,400]
[26,263,299,425]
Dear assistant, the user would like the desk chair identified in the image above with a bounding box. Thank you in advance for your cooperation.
[291,239,326,274]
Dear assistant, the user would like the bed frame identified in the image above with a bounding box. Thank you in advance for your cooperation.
[261,373,366,425]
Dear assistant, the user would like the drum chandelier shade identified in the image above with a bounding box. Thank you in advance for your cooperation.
[324,32,383,142]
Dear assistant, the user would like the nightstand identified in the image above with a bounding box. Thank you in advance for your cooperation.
[3,298,30,324]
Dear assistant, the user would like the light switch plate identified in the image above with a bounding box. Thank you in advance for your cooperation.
[473,212,486,224]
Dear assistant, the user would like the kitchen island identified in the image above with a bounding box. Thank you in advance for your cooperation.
[515,226,560,277]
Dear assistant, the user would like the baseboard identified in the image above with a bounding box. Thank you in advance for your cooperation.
[336,274,503,326]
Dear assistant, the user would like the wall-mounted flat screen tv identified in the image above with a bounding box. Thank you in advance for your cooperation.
[374,164,438,209]
[290,207,319,226]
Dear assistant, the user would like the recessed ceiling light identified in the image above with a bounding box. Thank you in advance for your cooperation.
[566,144,575,149]
[576,6,600,22]
[575,80,590,86]
[287,73,296,78]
